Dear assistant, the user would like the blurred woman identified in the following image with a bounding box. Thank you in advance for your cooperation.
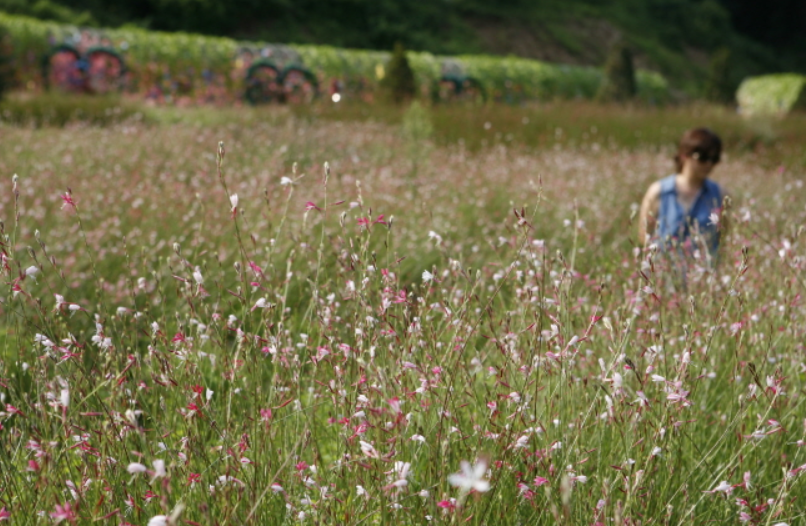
[638,127,726,258]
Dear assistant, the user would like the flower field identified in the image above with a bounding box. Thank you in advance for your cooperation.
[1,101,805,525]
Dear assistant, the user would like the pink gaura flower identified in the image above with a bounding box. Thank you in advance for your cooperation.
[5,404,24,417]
[249,261,264,277]
[50,502,76,524]
[787,463,806,478]
[143,490,158,502]
[60,192,76,210]
[387,397,401,414]
[732,471,752,490]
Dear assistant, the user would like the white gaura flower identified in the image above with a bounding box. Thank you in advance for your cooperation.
[230,194,239,211]
[448,460,491,493]
[705,480,733,494]
[193,267,204,284]
[151,459,166,481]
[126,462,147,474]
[252,297,271,311]
[359,440,379,458]
[147,515,167,526]
[422,270,434,283]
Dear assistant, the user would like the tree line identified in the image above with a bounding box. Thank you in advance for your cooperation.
[0,0,803,75]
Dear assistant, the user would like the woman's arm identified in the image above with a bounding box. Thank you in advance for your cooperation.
[638,181,661,246]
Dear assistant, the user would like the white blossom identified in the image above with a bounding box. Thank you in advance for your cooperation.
[448,460,491,493]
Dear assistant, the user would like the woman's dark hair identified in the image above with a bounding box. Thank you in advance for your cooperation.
[674,127,722,172]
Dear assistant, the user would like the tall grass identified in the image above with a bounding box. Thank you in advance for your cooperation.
[294,99,806,166]
[0,102,804,525]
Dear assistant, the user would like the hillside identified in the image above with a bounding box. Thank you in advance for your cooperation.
[1,0,804,95]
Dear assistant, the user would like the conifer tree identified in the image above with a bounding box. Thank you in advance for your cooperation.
[704,47,734,104]
[596,42,637,102]
[382,42,417,105]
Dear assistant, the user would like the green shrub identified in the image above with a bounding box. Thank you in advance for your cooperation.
[0,92,145,126]
[596,41,636,102]
[737,74,806,116]
[381,42,417,104]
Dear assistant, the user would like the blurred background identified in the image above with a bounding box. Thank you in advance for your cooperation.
[0,0,804,101]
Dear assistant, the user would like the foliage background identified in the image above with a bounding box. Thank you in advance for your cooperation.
[0,0,804,95]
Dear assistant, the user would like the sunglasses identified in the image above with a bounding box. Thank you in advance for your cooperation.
[691,151,720,164]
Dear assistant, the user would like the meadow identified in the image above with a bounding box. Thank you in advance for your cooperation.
[1,98,805,525]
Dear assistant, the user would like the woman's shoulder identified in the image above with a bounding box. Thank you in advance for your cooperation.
[643,180,662,200]
[651,175,677,196]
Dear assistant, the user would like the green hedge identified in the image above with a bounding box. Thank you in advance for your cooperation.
[736,74,806,116]
[0,12,669,103]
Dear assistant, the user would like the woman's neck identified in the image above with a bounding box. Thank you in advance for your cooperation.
[676,168,705,193]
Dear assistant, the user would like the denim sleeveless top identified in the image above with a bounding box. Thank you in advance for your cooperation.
[657,175,723,253]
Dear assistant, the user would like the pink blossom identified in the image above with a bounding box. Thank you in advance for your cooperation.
[60,192,76,210]
[50,502,76,524]
[787,463,806,478]
[732,471,752,490]
[387,397,401,414]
